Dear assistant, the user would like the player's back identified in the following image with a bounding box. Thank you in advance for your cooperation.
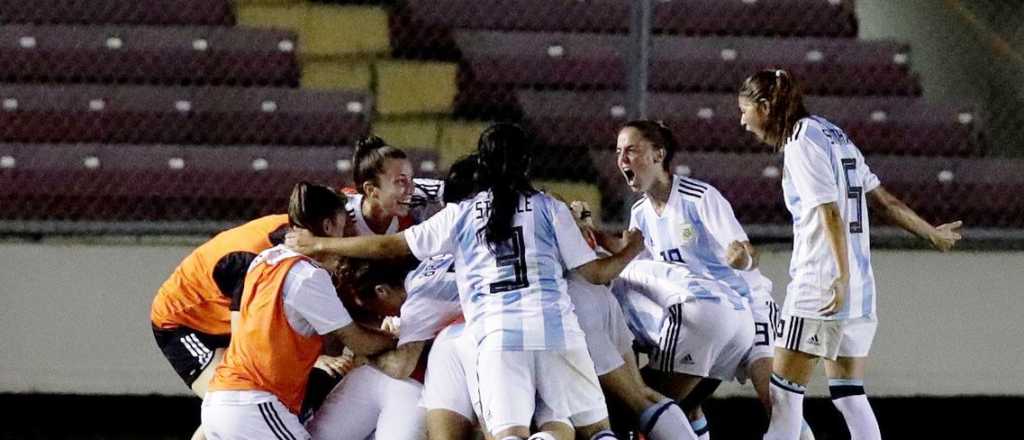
[450,191,587,351]
[782,116,878,320]
[151,214,289,334]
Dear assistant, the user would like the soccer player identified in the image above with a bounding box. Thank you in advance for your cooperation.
[200,182,398,439]
[611,120,811,438]
[286,123,647,440]
[738,69,963,440]
[306,255,462,440]
[345,135,445,236]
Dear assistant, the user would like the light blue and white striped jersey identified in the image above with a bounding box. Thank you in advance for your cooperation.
[782,116,879,320]
[629,175,767,301]
[404,191,597,351]
[611,259,746,350]
[397,254,463,346]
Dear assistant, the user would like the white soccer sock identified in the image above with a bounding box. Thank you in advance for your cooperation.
[691,416,710,440]
[829,379,881,440]
[639,398,698,440]
[764,373,806,440]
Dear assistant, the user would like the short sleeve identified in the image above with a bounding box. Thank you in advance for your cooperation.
[785,126,839,209]
[404,203,460,261]
[696,186,749,248]
[861,157,881,193]
[550,199,598,270]
[283,261,353,335]
[398,295,462,346]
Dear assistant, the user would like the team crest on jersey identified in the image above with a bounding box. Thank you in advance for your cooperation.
[676,222,696,245]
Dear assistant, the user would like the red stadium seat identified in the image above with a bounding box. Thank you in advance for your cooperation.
[0,0,235,26]
[392,0,857,58]
[0,144,441,222]
[0,85,372,145]
[518,91,981,157]
[0,25,298,86]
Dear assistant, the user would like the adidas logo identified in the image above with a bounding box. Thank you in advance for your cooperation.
[807,334,821,346]
[681,354,695,365]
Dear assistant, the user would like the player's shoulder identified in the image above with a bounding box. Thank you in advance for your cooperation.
[674,175,714,202]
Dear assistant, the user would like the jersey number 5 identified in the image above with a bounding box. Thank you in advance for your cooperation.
[489,226,530,293]
[841,158,864,234]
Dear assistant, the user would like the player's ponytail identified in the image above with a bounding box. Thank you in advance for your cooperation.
[288,181,346,237]
[621,120,678,172]
[739,69,809,150]
[477,123,537,246]
[352,135,408,194]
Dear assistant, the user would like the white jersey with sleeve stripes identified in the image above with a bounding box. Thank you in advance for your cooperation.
[397,254,463,347]
[611,259,747,349]
[251,245,354,337]
[629,175,765,301]
[782,116,879,320]
[404,191,597,351]
[345,178,446,236]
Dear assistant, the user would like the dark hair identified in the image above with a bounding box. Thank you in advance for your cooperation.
[353,135,408,194]
[336,257,416,311]
[288,181,346,237]
[477,123,537,245]
[739,69,810,150]
[443,153,480,204]
[620,120,678,172]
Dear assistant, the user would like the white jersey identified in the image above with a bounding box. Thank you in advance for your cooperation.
[629,175,764,300]
[397,254,463,346]
[345,178,445,236]
[782,116,879,320]
[404,191,597,351]
[612,259,746,349]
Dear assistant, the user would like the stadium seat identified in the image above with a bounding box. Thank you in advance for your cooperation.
[518,91,982,157]
[587,151,1024,227]
[0,25,299,86]
[236,4,389,57]
[453,31,919,116]
[0,85,372,145]
[0,143,441,222]
[392,0,857,58]
[0,0,235,26]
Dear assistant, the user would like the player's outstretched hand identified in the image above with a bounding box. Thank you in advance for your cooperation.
[285,228,319,255]
[930,220,963,252]
[819,276,848,316]
[570,200,595,228]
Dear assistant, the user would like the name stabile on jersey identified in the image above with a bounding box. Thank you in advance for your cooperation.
[473,197,533,220]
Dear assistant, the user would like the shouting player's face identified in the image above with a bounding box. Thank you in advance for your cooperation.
[738,96,769,144]
[616,127,665,193]
[366,158,415,218]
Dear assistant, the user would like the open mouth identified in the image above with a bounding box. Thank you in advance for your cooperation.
[622,169,636,185]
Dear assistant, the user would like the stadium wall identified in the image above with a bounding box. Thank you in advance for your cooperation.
[1,242,1021,397]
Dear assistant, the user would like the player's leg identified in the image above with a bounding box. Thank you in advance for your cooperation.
[477,350,535,439]
[533,347,618,440]
[765,315,841,440]
[824,317,880,440]
[202,396,311,440]
[305,365,382,439]
[423,330,480,440]
[153,326,229,440]
[376,375,427,440]
[598,357,698,440]
[426,409,477,440]
[678,379,719,440]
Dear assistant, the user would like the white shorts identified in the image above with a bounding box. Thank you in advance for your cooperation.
[568,277,635,376]
[747,296,780,363]
[202,391,310,440]
[421,325,480,425]
[648,298,755,381]
[775,314,877,360]
[307,365,426,440]
[476,348,608,436]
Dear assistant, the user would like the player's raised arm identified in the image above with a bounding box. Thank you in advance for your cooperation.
[574,229,647,285]
[867,186,962,252]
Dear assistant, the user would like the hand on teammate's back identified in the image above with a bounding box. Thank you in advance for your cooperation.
[930,220,963,252]
[285,228,319,255]
[313,354,354,378]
